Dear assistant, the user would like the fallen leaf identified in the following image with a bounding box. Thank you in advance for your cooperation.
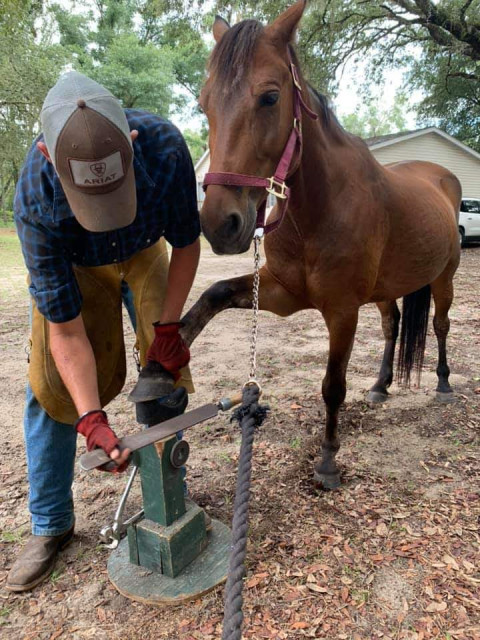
[426,601,447,612]
[442,554,460,570]
[291,622,309,629]
[306,584,329,593]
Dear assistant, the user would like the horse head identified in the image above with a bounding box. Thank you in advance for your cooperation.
[199,1,307,254]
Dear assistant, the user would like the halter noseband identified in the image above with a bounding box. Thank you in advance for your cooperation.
[203,51,318,236]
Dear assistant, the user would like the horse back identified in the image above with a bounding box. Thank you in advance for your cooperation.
[385,160,462,221]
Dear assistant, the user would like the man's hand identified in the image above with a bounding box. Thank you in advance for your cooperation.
[75,410,130,472]
[146,322,190,381]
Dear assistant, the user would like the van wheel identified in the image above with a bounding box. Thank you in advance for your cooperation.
[459,228,466,247]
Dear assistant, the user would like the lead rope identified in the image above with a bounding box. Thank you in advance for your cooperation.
[221,229,267,640]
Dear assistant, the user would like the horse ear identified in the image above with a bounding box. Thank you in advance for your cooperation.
[266,0,306,44]
[213,15,230,43]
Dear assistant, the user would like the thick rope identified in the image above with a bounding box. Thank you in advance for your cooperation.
[221,384,268,640]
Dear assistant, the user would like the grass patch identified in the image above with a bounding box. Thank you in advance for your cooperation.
[0,229,23,273]
[0,607,11,626]
[50,567,64,584]
[0,528,25,544]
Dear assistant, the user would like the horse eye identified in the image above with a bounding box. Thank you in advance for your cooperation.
[259,91,279,107]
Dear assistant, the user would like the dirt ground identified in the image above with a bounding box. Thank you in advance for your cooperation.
[0,228,479,640]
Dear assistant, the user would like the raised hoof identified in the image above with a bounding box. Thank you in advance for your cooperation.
[313,470,341,491]
[367,390,388,404]
[135,387,188,426]
[128,362,175,403]
[435,391,455,404]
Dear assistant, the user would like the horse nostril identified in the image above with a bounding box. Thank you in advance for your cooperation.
[218,212,243,241]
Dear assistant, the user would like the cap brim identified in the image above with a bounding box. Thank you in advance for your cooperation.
[61,163,137,232]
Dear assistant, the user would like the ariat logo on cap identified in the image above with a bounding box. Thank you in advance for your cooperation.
[90,162,106,177]
[69,151,125,187]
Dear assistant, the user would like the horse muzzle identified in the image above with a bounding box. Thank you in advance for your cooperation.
[201,195,256,255]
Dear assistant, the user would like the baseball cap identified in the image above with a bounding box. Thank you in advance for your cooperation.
[40,70,136,232]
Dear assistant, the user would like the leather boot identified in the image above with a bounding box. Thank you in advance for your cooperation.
[6,525,74,592]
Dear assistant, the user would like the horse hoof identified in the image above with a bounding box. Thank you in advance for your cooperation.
[367,390,388,404]
[313,470,341,491]
[435,391,455,404]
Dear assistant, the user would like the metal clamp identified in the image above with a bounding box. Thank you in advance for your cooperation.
[266,177,288,200]
[99,464,144,549]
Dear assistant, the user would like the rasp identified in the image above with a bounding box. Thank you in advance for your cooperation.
[79,393,242,471]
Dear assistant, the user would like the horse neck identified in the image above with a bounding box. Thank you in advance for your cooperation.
[286,116,333,227]
[286,107,357,235]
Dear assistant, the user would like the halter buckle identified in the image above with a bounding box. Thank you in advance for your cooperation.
[266,177,288,200]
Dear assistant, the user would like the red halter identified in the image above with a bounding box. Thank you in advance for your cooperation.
[203,52,318,235]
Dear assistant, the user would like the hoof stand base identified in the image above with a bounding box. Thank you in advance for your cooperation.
[108,519,231,605]
[127,499,207,578]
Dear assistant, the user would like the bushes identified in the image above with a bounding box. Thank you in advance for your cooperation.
[0,210,14,227]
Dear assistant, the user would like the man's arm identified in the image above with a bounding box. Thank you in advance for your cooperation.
[49,315,130,465]
[158,238,201,323]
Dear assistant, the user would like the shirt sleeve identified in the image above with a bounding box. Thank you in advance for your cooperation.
[162,136,201,249]
[14,210,82,323]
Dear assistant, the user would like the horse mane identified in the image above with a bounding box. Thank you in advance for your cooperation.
[208,18,342,136]
[208,20,264,92]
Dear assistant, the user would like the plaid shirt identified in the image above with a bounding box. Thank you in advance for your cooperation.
[14,109,200,323]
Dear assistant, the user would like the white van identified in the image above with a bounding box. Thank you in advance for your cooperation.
[459,198,480,246]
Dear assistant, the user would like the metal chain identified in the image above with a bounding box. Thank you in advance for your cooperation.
[248,229,263,383]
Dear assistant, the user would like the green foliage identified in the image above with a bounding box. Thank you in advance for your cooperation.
[0,0,210,208]
[409,46,480,151]
[295,0,480,150]
[0,1,72,212]
[341,93,409,139]
[183,129,208,164]
[86,35,176,114]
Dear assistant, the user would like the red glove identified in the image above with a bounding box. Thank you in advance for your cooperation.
[75,410,129,473]
[146,322,190,381]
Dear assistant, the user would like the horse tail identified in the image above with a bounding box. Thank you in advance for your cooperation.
[397,285,431,386]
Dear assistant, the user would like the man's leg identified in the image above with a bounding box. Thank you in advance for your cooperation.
[24,385,76,535]
[6,385,75,591]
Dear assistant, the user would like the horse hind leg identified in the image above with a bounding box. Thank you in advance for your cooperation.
[367,301,400,403]
[431,271,456,403]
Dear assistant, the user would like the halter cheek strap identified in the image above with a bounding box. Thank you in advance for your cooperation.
[203,52,318,235]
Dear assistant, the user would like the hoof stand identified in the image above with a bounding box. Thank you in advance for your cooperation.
[106,415,231,605]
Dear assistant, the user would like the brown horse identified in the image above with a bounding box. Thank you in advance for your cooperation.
[181,1,461,489]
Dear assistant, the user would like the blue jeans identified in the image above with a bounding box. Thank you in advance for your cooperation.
[25,282,137,536]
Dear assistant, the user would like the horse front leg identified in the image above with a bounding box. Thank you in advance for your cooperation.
[367,300,400,403]
[181,266,310,347]
[314,308,359,490]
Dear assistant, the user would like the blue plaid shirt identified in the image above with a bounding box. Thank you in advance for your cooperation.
[14,109,200,323]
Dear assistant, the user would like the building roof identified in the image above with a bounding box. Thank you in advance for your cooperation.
[364,129,424,146]
[366,126,480,161]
